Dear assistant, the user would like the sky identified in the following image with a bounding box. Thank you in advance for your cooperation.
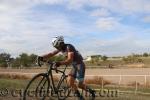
[0,0,150,57]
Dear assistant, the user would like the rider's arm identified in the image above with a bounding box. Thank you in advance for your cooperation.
[42,50,59,60]
[59,45,74,65]
[60,52,74,65]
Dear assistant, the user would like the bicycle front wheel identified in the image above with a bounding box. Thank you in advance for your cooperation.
[23,73,50,100]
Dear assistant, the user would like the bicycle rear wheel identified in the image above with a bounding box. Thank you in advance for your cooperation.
[57,75,71,100]
[23,73,50,100]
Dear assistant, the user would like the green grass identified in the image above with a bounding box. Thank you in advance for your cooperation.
[85,56,150,68]
[89,84,150,94]
[0,78,28,89]
[0,78,150,100]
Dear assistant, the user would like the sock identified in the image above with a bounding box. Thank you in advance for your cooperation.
[85,86,95,97]
[85,86,92,92]
[74,90,81,97]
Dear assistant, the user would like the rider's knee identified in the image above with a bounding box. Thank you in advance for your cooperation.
[67,76,75,86]
[68,81,74,87]
[77,81,84,88]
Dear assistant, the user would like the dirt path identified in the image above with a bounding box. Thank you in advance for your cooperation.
[0,68,150,84]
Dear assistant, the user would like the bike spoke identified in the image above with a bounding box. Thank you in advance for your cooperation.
[23,73,50,100]
[57,76,71,100]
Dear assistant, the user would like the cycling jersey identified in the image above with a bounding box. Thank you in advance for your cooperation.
[60,44,83,64]
[60,44,85,82]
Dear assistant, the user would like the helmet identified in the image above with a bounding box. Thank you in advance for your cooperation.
[52,36,64,48]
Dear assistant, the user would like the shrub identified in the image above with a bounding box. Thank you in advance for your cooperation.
[84,76,111,85]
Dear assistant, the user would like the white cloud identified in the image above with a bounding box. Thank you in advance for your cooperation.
[90,8,110,17]
[96,17,121,31]
[89,0,110,8]
[143,16,150,23]
[32,0,65,5]
[0,14,78,56]
[117,0,144,14]
[0,0,149,57]
[67,0,88,10]
[144,2,150,13]
[0,0,32,12]
[0,0,80,57]
[75,0,150,15]
[77,33,150,57]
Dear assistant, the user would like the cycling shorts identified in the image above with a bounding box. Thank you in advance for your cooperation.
[69,62,85,82]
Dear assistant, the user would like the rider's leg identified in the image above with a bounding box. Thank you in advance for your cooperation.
[67,75,77,91]
[67,75,82,98]
[76,63,95,97]
[67,66,78,91]
[77,81,95,96]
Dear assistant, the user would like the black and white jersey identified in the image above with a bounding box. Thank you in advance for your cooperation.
[60,44,83,64]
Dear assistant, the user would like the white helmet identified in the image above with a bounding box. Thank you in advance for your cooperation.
[52,36,64,48]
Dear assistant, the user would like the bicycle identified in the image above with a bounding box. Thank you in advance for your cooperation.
[23,60,71,100]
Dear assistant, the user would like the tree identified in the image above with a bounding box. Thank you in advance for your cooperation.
[122,57,128,63]
[19,53,30,67]
[143,53,149,57]
[19,53,38,67]
[122,55,138,64]
[0,53,11,67]
[29,54,37,65]
[12,57,21,68]
[11,53,37,68]
[101,55,108,61]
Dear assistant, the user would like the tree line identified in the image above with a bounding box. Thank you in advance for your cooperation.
[0,52,65,68]
[0,52,150,68]
[122,53,150,64]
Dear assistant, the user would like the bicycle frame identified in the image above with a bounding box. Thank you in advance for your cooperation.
[46,62,68,94]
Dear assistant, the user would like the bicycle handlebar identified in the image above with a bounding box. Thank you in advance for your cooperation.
[36,57,67,74]
[47,61,59,73]
[47,61,68,74]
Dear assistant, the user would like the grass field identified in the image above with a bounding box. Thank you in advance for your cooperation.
[1,66,150,100]
[0,78,150,100]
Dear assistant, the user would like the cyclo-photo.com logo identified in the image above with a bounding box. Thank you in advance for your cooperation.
[0,88,119,98]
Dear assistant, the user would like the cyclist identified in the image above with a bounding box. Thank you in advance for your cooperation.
[38,36,95,99]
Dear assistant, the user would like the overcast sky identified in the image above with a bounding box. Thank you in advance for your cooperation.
[0,0,150,57]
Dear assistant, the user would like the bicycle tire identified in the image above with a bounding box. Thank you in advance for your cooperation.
[23,73,50,100]
[57,75,71,100]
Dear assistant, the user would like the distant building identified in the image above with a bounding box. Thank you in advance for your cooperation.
[85,55,102,61]
[85,56,92,61]
[85,55,122,61]
[107,57,122,60]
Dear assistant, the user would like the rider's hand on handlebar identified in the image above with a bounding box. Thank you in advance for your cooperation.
[37,56,44,61]
[55,62,61,67]
[36,56,44,67]
[53,62,61,73]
